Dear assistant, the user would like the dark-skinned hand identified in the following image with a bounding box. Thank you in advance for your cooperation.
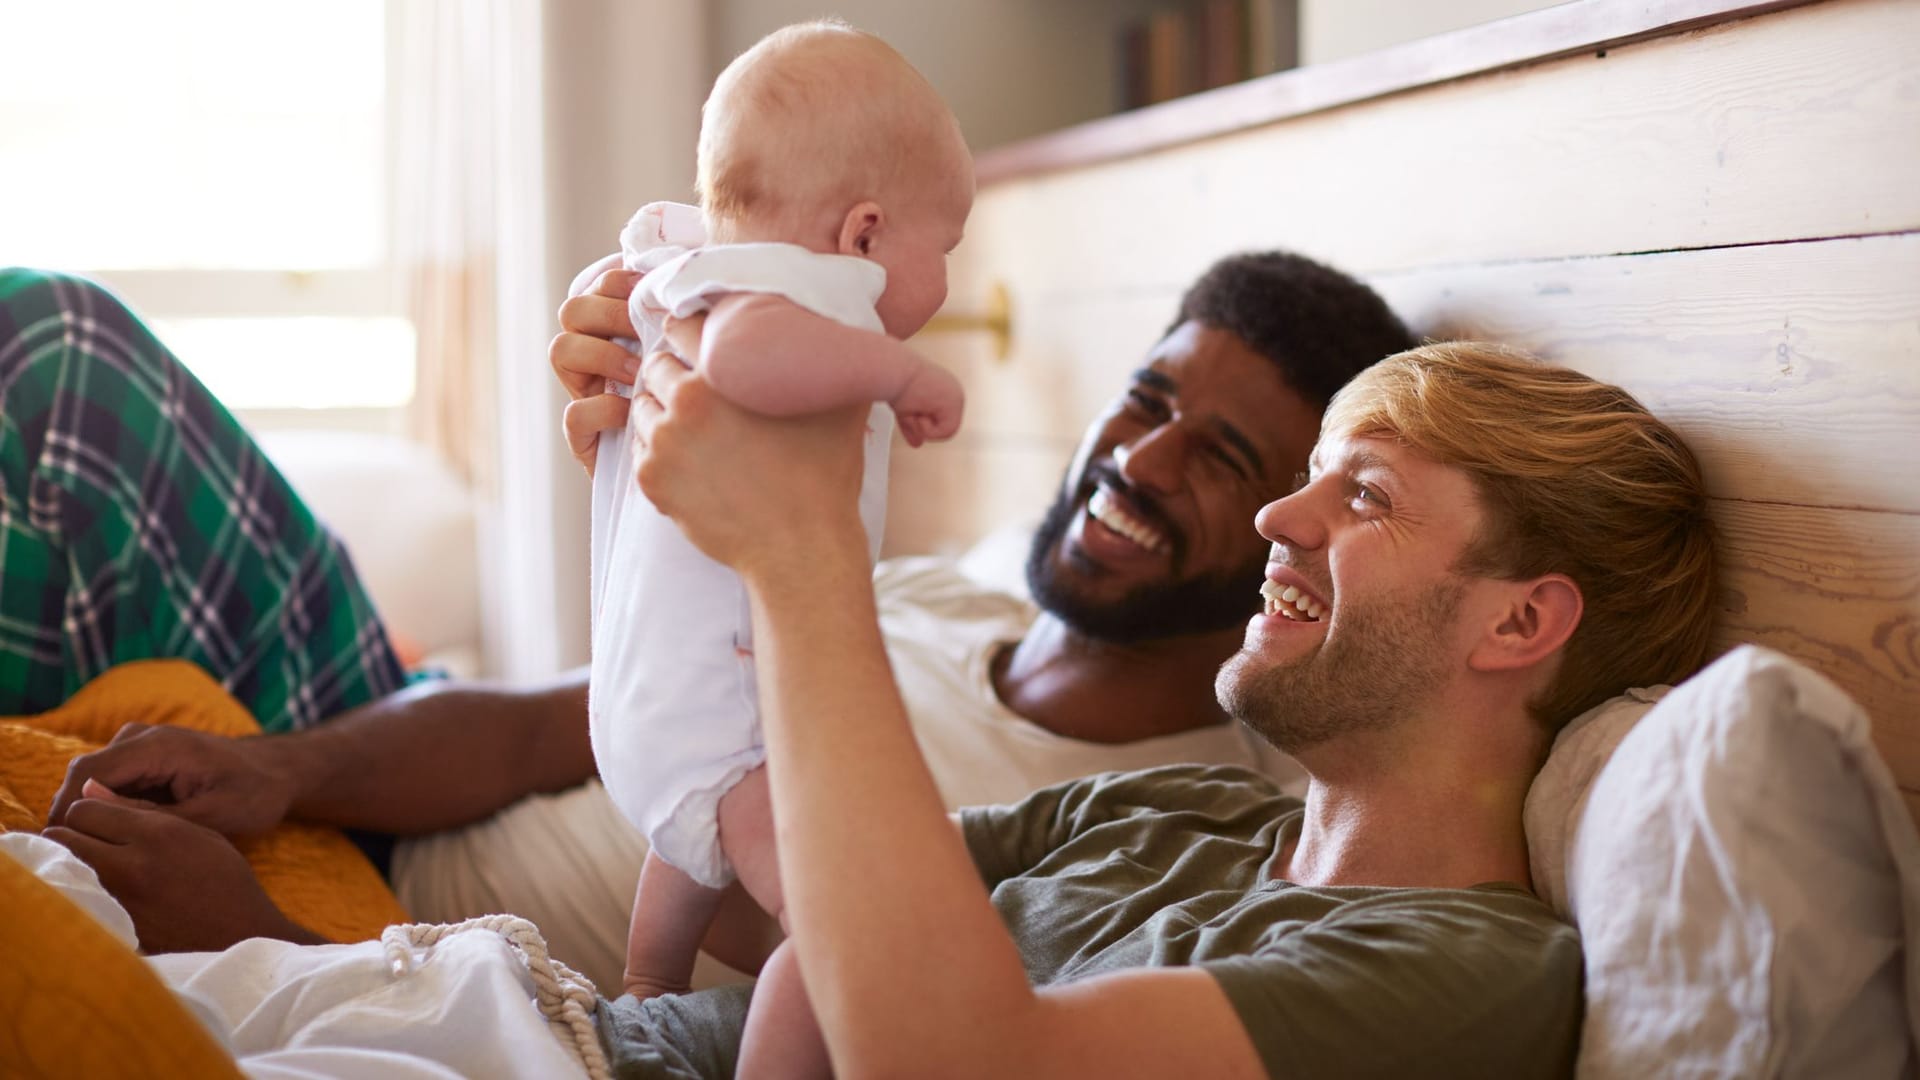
[43,784,323,953]
[48,722,294,839]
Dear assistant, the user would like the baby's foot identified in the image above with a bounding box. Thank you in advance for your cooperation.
[622,971,693,1000]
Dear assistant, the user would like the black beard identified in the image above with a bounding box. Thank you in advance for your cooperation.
[1022,468,1265,645]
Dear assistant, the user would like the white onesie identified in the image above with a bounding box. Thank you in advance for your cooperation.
[586,201,892,888]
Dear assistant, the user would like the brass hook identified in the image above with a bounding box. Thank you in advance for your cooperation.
[920,281,1012,361]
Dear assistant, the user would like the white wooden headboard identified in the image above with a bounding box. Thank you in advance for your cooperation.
[888,0,1920,811]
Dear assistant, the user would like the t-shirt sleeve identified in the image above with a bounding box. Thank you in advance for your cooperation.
[959,772,1119,888]
[1204,890,1584,1080]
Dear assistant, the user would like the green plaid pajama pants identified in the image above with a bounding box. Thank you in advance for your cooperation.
[0,268,405,731]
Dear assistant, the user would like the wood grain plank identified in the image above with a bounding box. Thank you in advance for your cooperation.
[952,0,1920,300]
[1711,501,1920,791]
[929,236,1920,515]
[1370,234,1920,515]
[883,435,1072,560]
[911,291,1179,445]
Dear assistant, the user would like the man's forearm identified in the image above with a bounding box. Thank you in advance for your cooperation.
[745,546,1265,1080]
[742,528,1037,1075]
[257,668,594,834]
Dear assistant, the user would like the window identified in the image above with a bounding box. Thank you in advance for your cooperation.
[0,0,413,416]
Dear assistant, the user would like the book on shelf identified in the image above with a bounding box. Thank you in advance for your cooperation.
[1116,0,1299,112]
[1145,8,1188,107]
[1247,0,1300,78]
[1117,20,1151,111]
[1197,0,1246,91]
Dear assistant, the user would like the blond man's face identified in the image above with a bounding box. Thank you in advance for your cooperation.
[1216,433,1489,752]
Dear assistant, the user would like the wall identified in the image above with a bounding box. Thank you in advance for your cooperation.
[545,0,708,267]
[1299,0,1564,65]
[709,2,1570,152]
[500,0,711,676]
[708,0,1168,155]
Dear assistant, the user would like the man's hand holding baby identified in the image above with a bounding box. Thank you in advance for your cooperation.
[629,349,869,582]
[554,267,643,477]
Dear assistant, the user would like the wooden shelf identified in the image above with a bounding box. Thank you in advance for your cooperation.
[977,0,1817,185]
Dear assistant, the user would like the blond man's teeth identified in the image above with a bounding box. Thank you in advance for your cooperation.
[1259,579,1324,622]
[1088,488,1168,552]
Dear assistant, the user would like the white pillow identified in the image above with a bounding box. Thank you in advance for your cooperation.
[1528,645,1920,1078]
[258,430,482,675]
[1525,684,1668,918]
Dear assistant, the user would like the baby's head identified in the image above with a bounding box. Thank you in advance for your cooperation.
[698,20,973,338]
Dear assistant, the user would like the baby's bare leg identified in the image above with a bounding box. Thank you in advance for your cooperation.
[725,768,831,1077]
[718,765,784,920]
[723,766,839,1074]
[624,850,725,999]
[737,940,833,1080]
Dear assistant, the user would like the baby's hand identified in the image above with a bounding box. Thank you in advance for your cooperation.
[892,363,965,448]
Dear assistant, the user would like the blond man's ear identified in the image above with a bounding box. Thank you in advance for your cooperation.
[1467,574,1583,675]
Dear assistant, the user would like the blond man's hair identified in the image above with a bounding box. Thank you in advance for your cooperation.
[1321,342,1718,728]
[697,19,963,228]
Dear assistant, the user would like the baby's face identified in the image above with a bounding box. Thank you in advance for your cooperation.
[871,169,973,339]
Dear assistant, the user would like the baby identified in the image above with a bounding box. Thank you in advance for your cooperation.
[580,20,972,1078]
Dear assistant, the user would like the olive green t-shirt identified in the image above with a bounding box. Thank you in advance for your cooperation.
[960,763,1584,1079]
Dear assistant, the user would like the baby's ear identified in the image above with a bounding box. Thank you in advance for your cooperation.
[837,201,886,256]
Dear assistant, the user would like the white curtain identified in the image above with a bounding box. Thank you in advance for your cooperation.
[390,0,562,679]
[391,0,510,493]
[388,0,707,680]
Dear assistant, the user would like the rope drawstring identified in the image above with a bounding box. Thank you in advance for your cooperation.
[382,914,611,1080]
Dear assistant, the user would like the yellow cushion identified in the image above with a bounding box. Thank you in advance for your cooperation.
[2,659,411,943]
[0,844,243,1077]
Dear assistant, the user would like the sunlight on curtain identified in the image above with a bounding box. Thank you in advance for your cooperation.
[392,0,509,493]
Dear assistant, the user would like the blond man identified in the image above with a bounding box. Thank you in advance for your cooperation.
[609,339,1717,1077]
